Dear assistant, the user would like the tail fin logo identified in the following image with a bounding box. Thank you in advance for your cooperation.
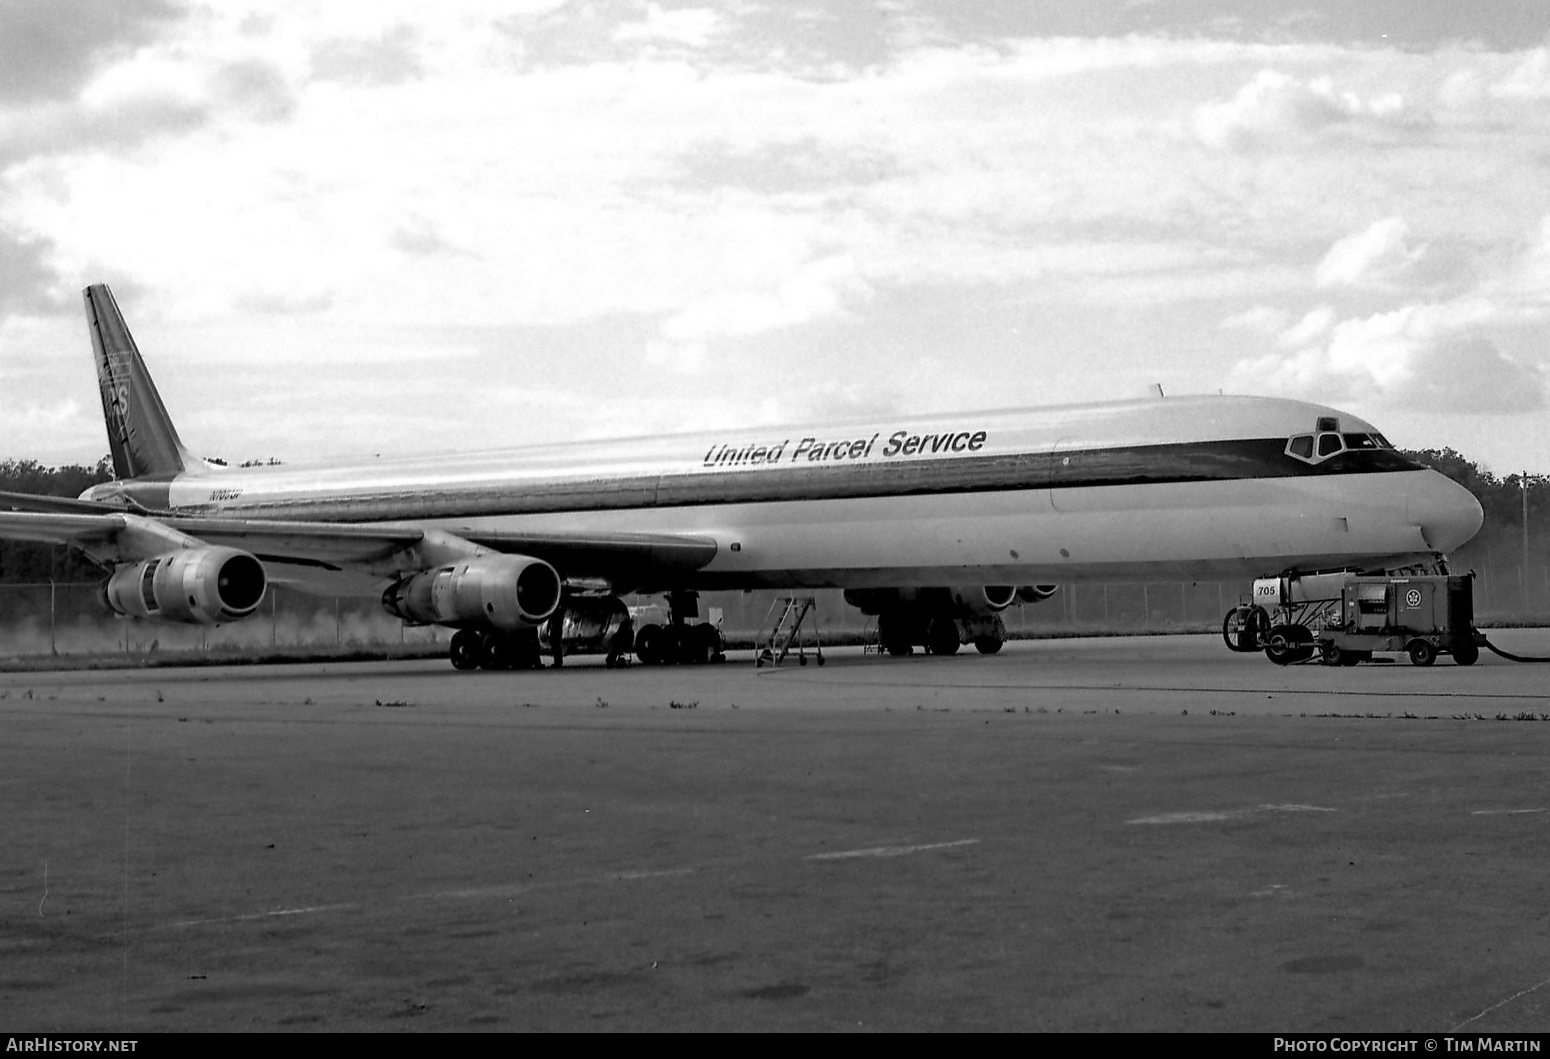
[99,349,133,454]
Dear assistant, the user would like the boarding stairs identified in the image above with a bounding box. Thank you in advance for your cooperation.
[755,596,825,668]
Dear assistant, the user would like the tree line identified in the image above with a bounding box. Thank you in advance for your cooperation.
[1,458,114,582]
[1,450,1547,583]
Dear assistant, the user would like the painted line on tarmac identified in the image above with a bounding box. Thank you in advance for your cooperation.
[163,846,969,932]
[173,902,359,927]
[1470,807,1547,815]
[164,865,703,930]
[1452,974,1550,1031]
[761,670,1550,701]
[1128,804,1336,825]
[806,839,980,860]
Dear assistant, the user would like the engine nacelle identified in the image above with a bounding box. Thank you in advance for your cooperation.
[102,547,268,625]
[1016,585,1059,603]
[949,585,1019,616]
[382,553,562,631]
[547,595,633,652]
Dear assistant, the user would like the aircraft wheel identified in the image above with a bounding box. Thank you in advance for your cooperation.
[974,635,1003,655]
[926,619,960,657]
[877,613,914,657]
[635,624,664,665]
[449,629,482,671]
[691,622,721,665]
[483,634,517,670]
[1407,639,1437,667]
[1453,641,1479,666]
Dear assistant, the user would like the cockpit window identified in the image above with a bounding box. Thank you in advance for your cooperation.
[1286,420,1411,469]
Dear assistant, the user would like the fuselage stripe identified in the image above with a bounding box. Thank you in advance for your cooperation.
[141,438,1425,521]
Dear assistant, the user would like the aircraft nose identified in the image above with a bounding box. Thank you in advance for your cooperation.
[1410,470,1484,554]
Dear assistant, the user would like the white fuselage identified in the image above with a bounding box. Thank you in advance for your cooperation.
[91,394,1483,594]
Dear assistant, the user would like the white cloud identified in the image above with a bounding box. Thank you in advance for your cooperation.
[660,254,869,343]
[1219,305,1290,335]
[1490,47,1550,100]
[1231,298,1546,414]
[1193,69,1417,150]
[612,4,722,48]
[1277,305,1336,349]
[1314,216,1422,289]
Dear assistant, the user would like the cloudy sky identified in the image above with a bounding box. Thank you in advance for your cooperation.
[2,0,1549,475]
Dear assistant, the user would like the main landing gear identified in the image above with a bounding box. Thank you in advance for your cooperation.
[633,590,726,666]
[449,628,545,671]
[876,611,1004,657]
[447,590,725,671]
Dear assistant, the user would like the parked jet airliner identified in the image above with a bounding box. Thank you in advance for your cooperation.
[0,285,1483,668]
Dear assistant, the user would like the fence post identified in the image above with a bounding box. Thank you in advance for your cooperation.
[49,580,57,655]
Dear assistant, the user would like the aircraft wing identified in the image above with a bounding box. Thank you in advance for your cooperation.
[0,488,135,516]
[0,505,717,589]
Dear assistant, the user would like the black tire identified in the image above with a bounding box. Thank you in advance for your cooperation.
[692,622,721,664]
[1452,640,1479,666]
[877,612,914,657]
[635,623,664,665]
[484,633,518,670]
[1320,642,1343,667]
[974,635,1003,655]
[1265,625,1295,666]
[926,618,960,656]
[1223,605,1269,652]
[449,629,482,671]
[1408,639,1437,667]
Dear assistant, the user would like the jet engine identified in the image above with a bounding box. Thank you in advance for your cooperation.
[382,553,562,631]
[102,547,268,624]
[949,585,1019,616]
[1016,585,1058,603]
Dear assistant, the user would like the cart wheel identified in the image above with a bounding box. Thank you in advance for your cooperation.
[1407,640,1437,667]
[1320,642,1343,667]
[1223,605,1269,652]
[1266,625,1315,665]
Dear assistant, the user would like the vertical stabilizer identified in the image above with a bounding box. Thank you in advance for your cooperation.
[84,284,191,480]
